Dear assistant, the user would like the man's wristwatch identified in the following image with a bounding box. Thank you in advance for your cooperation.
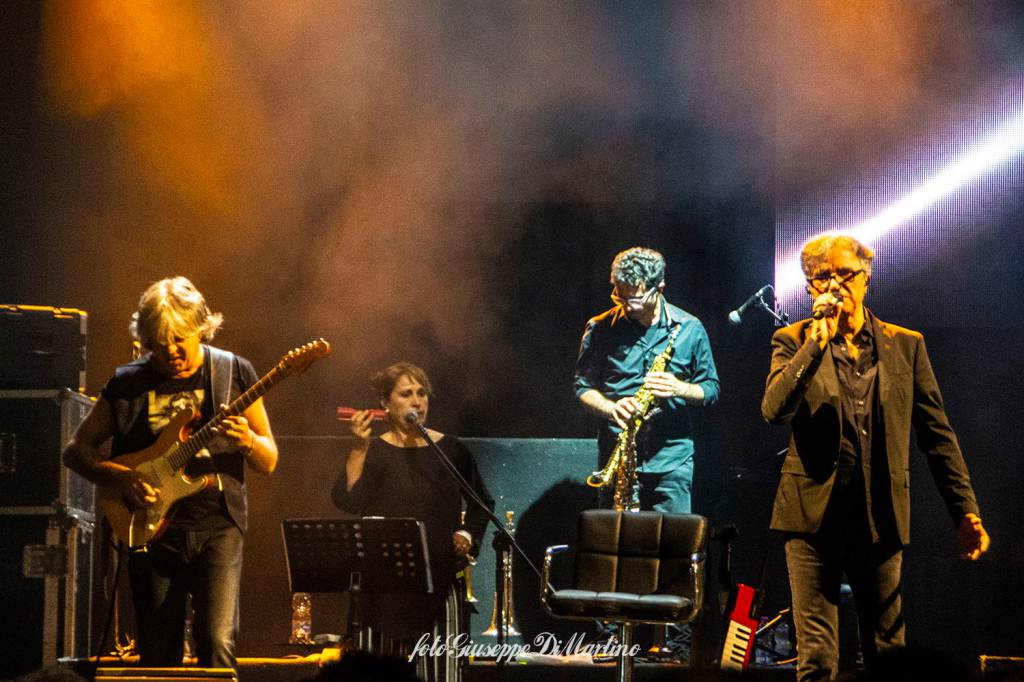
[239,432,255,457]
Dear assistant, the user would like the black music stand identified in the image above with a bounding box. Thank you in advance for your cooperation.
[281,517,433,640]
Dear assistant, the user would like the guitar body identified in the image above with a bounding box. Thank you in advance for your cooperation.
[97,408,214,550]
[96,338,331,550]
[721,583,758,670]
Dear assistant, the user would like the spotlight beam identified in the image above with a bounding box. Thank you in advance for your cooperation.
[776,104,1024,298]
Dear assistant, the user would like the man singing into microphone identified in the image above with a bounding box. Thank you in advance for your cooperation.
[762,234,989,681]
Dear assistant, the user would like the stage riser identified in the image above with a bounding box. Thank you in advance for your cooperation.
[464,663,795,681]
[65,660,790,682]
[980,655,1024,674]
[62,660,319,682]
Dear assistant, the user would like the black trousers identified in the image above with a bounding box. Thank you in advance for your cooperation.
[784,475,905,682]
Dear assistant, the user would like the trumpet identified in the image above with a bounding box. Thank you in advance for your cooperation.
[483,510,520,641]
[458,511,479,603]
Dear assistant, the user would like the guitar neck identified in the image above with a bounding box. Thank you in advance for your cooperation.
[166,366,284,470]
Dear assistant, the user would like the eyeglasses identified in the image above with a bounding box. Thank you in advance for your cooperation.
[610,287,657,307]
[807,268,864,290]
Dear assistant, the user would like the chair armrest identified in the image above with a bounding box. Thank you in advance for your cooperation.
[689,551,707,622]
[543,545,570,582]
[540,544,570,611]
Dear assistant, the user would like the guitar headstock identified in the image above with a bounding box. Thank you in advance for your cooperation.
[277,338,331,376]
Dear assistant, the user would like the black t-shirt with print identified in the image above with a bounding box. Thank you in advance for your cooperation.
[101,347,259,531]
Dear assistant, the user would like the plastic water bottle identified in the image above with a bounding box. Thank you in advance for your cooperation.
[754,616,771,665]
[290,592,312,644]
[183,610,195,660]
[775,620,792,657]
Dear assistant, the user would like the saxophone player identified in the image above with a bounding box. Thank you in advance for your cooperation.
[573,246,720,661]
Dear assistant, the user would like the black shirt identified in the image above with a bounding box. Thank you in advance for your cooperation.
[331,435,494,637]
[101,346,259,531]
[830,315,878,484]
[807,312,896,543]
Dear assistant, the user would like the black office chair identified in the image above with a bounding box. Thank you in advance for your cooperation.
[540,509,708,682]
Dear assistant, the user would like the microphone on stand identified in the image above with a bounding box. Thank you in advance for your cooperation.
[728,285,773,325]
[403,410,420,424]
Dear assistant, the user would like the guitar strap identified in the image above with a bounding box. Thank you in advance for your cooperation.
[204,344,236,492]
[205,344,236,407]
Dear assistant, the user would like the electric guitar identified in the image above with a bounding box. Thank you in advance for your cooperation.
[98,339,331,549]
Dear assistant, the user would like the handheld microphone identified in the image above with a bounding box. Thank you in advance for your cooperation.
[728,285,772,325]
[336,406,387,421]
[811,294,843,320]
[403,410,420,424]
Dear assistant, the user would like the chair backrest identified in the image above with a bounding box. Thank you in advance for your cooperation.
[572,510,707,598]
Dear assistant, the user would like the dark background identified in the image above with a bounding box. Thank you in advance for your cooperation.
[3,0,1024,666]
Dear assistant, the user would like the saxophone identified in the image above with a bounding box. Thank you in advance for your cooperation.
[586,324,682,511]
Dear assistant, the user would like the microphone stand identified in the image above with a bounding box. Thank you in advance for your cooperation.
[730,284,790,327]
[757,285,789,326]
[410,419,552,594]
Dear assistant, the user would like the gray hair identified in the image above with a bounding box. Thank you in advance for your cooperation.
[129,276,223,349]
[610,247,666,289]
[800,234,874,278]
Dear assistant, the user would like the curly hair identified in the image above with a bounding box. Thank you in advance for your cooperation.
[129,276,223,350]
[609,247,666,289]
[800,234,874,278]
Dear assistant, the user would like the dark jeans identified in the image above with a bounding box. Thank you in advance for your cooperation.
[641,466,694,652]
[638,464,694,514]
[598,463,695,514]
[129,524,244,669]
[784,478,904,682]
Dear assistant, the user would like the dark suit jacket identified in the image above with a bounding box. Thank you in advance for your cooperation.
[762,312,979,545]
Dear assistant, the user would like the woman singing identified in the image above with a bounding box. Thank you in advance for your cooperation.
[332,362,494,678]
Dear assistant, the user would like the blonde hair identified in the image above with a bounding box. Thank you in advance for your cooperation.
[129,277,223,350]
[800,234,874,278]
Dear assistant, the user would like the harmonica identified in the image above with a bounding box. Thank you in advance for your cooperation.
[336,406,387,421]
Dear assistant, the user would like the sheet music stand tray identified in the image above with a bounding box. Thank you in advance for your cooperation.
[281,517,434,641]
[282,517,433,594]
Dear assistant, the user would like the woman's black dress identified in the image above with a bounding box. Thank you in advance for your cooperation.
[332,435,493,639]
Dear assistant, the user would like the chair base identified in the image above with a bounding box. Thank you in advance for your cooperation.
[618,623,635,682]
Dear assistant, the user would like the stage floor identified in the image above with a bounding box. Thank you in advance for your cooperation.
[61,655,797,681]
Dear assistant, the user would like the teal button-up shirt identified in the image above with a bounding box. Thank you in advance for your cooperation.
[574,300,720,474]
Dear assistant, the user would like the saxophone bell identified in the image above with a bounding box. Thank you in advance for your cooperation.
[586,458,618,488]
[587,440,623,488]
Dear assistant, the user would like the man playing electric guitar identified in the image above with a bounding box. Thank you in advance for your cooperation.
[62,276,278,671]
